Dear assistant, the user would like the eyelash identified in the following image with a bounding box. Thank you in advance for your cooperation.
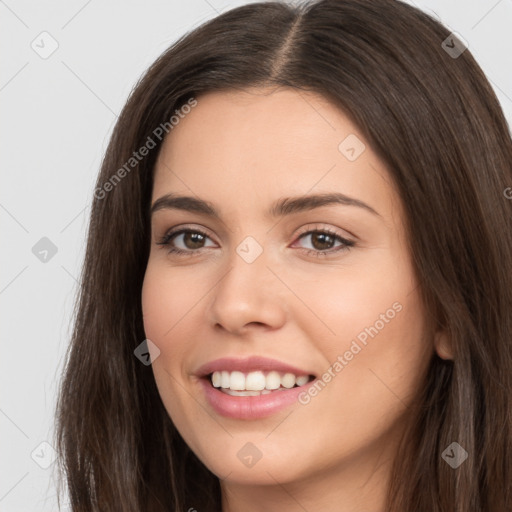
[156,225,355,258]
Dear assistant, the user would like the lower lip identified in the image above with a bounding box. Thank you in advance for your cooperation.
[199,378,311,419]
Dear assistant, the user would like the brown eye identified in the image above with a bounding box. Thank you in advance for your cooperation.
[308,232,337,251]
[294,229,355,257]
[157,228,215,256]
[180,231,207,249]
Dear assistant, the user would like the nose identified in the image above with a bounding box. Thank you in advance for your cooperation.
[207,244,288,336]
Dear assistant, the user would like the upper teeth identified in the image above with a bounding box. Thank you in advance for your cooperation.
[211,370,310,391]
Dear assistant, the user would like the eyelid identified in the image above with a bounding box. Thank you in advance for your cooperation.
[156,222,356,260]
[294,223,355,241]
[158,224,218,244]
[158,223,354,245]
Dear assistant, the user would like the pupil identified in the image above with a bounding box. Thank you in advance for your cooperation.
[182,232,334,251]
[185,232,204,249]
[312,233,333,250]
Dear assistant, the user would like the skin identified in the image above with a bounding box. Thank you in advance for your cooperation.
[141,86,450,512]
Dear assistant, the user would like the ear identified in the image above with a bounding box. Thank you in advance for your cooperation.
[434,329,453,360]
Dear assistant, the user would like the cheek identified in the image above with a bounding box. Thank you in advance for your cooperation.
[141,262,203,348]
[141,266,205,444]
[312,282,430,429]
[289,248,418,353]
[290,250,430,417]
[288,292,430,468]
[141,265,193,396]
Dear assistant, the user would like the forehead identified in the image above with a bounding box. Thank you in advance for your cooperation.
[155,87,349,172]
[152,87,397,221]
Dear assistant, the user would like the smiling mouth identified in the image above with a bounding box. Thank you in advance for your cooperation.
[206,370,316,396]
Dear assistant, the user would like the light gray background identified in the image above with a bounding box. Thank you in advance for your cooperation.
[1,0,511,510]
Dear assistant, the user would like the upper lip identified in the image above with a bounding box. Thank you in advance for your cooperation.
[196,356,316,378]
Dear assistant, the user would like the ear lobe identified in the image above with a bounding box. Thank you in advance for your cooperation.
[434,330,453,360]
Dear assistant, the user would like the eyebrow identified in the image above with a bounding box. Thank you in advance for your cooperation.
[150,192,381,219]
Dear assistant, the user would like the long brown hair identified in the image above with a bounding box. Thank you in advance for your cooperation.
[54,1,512,510]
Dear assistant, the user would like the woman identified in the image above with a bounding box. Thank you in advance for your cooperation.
[54,0,512,511]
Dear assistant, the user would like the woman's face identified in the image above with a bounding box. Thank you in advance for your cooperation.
[141,86,435,491]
